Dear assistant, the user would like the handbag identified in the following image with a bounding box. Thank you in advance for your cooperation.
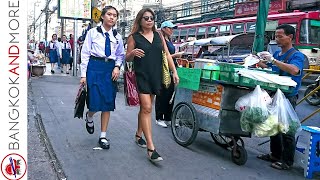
[158,31,171,89]
[162,51,171,88]
[124,62,140,106]
[74,83,87,119]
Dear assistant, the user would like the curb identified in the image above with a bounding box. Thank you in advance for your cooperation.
[28,82,67,180]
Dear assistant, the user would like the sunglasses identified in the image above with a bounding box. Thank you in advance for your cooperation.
[142,16,154,21]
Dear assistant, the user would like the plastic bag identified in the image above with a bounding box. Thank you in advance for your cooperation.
[237,85,271,132]
[235,86,271,112]
[284,98,301,135]
[268,89,290,133]
[243,54,260,67]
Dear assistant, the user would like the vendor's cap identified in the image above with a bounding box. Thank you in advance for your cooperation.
[161,21,177,29]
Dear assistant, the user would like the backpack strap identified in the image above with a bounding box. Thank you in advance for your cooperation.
[279,48,297,76]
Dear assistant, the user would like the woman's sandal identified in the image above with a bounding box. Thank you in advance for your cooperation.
[147,149,163,162]
[135,134,147,148]
[257,154,279,163]
[270,161,291,170]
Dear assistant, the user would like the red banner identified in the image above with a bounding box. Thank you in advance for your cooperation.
[234,0,286,17]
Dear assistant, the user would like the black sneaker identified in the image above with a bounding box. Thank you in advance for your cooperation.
[98,137,110,149]
[85,112,94,134]
[147,149,163,162]
[51,70,55,74]
[135,134,147,148]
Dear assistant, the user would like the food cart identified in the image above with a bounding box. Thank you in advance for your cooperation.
[30,52,46,77]
[171,35,294,166]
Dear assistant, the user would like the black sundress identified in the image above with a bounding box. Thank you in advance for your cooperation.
[132,32,163,95]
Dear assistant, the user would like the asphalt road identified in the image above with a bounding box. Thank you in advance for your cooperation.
[27,71,319,180]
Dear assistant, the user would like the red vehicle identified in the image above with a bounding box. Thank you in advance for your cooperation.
[172,11,320,69]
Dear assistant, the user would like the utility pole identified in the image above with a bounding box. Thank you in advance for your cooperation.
[44,0,51,43]
[39,15,42,42]
[33,2,36,40]
[123,0,126,38]
[45,9,49,43]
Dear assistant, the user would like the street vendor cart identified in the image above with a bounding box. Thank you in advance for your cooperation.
[171,35,296,166]
[172,79,251,165]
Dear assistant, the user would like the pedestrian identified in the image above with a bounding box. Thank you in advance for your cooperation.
[77,36,85,65]
[48,34,60,73]
[80,6,125,149]
[257,24,305,170]
[125,8,179,162]
[155,20,183,128]
[57,37,62,69]
[60,35,72,74]
[38,41,45,54]
[69,34,74,71]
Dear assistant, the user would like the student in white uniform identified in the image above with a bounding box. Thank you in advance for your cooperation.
[60,35,72,74]
[80,6,125,149]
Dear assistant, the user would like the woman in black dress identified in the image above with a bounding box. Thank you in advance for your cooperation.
[125,8,179,162]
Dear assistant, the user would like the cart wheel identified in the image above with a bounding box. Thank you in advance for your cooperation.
[171,102,199,147]
[231,145,247,166]
[210,133,234,148]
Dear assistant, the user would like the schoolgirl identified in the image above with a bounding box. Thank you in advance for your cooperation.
[80,6,125,149]
[60,35,72,74]
[49,34,60,73]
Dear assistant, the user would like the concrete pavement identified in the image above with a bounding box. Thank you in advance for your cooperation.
[27,68,319,180]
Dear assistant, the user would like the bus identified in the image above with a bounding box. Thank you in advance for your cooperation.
[172,11,320,69]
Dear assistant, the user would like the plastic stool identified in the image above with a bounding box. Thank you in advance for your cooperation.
[295,126,320,179]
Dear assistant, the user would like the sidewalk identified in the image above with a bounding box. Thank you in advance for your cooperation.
[28,72,316,180]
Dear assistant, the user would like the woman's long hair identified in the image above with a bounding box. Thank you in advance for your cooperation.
[130,8,156,35]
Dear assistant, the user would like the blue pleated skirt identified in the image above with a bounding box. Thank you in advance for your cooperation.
[49,49,58,63]
[61,49,71,64]
[86,58,117,112]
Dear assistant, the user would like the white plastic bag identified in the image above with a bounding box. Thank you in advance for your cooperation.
[268,89,290,133]
[235,85,272,112]
[237,85,271,132]
[243,54,260,67]
[284,98,301,135]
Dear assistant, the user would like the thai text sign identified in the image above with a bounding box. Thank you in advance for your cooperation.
[58,0,91,20]
[235,0,286,17]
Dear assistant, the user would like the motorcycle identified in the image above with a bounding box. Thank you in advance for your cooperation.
[304,75,320,106]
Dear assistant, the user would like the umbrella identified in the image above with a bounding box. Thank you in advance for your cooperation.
[252,0,271,53]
